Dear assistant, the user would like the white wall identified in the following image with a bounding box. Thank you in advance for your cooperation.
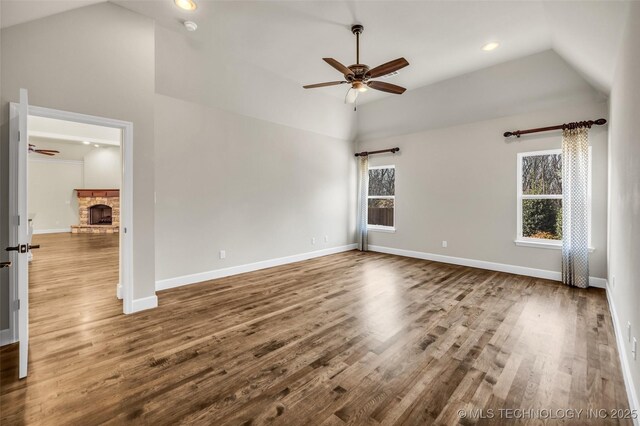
[358,100,609,279]
[83,147,121,189]
[154,94,356,283]
[28,159,83,232]
[608,1,640,412]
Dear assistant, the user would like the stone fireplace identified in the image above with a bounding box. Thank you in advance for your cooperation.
[71,189,119,234]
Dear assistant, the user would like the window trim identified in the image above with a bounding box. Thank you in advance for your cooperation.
[515,148,593,249]
[367,165,396,232]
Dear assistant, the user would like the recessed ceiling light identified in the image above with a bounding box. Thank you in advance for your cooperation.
[94,144,100,148]
[184,21,198,32]
[83,141,90,145]
[175,0,197,11]
[482,42,500,51]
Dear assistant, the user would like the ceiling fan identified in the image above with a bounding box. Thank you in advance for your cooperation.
[29,144,59,156]
[303,24,409,106]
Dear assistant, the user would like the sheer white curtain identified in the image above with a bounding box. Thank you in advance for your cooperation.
[562,126,590,288]
[356,156,369,251]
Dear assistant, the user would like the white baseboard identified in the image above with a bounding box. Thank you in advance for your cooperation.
[368,245,606,288]
[156,244,358,292]
[131,295,158,313]
[606,282,640,425]
[588,277,608,289]
[33,228,71,235]
[0,328,16,346]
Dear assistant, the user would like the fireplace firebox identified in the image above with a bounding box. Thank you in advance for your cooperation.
[89,204,113,225]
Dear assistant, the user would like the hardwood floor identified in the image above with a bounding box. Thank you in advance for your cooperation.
[0,233,631,425]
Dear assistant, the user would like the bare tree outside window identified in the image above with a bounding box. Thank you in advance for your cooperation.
[520,153,563,240]
[368,167,395,228]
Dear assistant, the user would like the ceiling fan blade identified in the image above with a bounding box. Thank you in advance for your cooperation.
[323,58,354,77]
[36,149,60,153]
[303,81,347,89]
[367,81,407,94]
[34,150,56,156]
[366,57,409,79]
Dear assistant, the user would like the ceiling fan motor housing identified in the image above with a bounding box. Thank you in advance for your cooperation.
[346,64,370,82]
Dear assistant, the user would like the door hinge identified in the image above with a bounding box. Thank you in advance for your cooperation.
[14,299,20,310]
[17,215,20,226]
[18,131,21,142]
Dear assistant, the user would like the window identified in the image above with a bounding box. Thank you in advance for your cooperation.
[368,165,395,230]
[516,149,591,248]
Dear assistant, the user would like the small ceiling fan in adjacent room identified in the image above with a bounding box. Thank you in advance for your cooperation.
[29,144,59,156]
[303,24,410,107]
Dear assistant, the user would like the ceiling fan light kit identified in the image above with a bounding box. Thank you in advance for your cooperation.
[303,24,410,108]
[174,0,197,11]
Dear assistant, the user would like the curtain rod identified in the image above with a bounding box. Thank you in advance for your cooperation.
[354,147,399,157]
[503,118,607,138]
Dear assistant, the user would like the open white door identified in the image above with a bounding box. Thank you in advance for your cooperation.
[9,89,31,378]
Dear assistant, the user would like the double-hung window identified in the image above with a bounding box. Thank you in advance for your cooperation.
[368,165,395,231]
[516,149,591,248]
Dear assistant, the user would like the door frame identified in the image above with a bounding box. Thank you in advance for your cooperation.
[8,104,135,328]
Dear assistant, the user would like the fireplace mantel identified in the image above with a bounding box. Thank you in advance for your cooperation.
[75,189,119,197]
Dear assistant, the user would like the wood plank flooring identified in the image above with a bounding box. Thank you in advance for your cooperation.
[0,233,631,425]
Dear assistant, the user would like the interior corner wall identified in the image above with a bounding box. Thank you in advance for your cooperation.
[154,94,356,284]
[608,1,640,411]
[357,100,609,279]
[0,1,156,322]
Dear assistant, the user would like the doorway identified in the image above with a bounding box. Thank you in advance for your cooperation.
[28,105,133,314]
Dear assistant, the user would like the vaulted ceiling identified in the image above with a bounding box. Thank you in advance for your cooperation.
[1,1,629,105]
[121,0,627,103]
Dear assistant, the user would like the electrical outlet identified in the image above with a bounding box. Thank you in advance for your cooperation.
[219,250,226,259]
[311,237,316,245]
[324,235,329,243]
[442,241,448,248]
[633,338,637,360]
[628,322,632,342]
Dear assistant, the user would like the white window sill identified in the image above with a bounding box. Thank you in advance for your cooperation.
[514,239,595,252]
[368,226,396,233]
